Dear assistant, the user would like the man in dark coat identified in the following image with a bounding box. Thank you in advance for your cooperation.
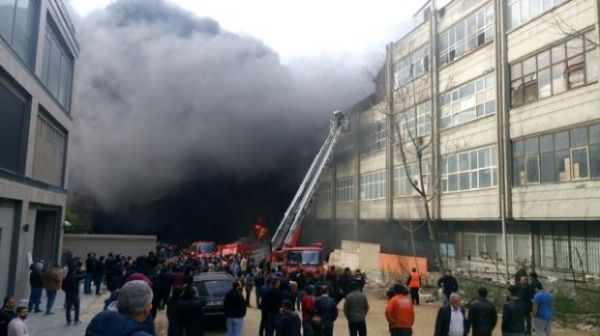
[262,278,282,336]
[62,266,85,325]
[437,269,459,306]
[467,288,497,336]
[0,296,16,336]
[314,286,338,336]
[275,299,301,336]
[518,276,534,335]
[27,263,44,313]
[177,287,204,336]
[224,282,247,336]
[434,293,468,336]
[502,285,527,336]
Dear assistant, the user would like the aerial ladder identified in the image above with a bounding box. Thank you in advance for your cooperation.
[269,110,350,273]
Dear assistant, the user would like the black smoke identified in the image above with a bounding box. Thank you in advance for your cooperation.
[70,0,373,244]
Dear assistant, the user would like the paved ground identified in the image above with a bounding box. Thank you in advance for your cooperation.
[26,288,108,336]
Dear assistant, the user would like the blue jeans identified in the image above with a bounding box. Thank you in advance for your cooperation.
[46,290,57,313]
[28,287,42,311]
[226,318,243,336]
[65,295,80,323]
[84,274,93,294]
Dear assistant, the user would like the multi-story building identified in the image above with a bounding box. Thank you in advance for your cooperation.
[304,0,600,277]
[0,0,78,300]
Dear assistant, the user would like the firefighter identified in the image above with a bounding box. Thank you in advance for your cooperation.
[406,268,421,305]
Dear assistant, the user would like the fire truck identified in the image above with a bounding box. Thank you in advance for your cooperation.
[268,110,350,275]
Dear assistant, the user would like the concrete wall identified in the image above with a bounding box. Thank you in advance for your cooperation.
[63,234,157,259]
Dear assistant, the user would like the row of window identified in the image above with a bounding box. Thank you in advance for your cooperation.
[398,101,432,138]
[42,21,74,110]
[513,123,600,186]
[394,45,430,88]
[507,0,567,31]
[539,222,600,273]
[441,146,498,192]
[337,177,354,202]
[438,3,494,67]
[0,0,38,68]
[511,32,599,107]
[315,181,331,204]
[361,121,386,155]
[360,170,386,201]
[440,73,496,129]
[393,163,431,196]
[462,232,530,262]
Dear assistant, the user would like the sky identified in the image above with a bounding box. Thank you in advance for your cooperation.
[69,0,424,62]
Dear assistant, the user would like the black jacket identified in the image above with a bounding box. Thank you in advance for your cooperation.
[275,312,301,336]
[437,275,458,295]
[224,289,247,318]
[29,269,43,288]
[177,298,204,336]
[0,307,16,336]
[467,298,497,336]
[62,271,85,296]
[518,285,534,309]
[262,288,282,314]
[314,295,337,323]
[502,299,527,333]
[434,305,468,336]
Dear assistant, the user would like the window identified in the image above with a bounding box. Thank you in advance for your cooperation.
[32,112,67,187]
[461,232,530,262]
[398,101,432,138]
[393,162,431,196]
[440,73,496,129]
[0,0,39,67]
[394,45,429,87]
[438,3,494,67]
[0,76,30,175]
[362,121,386,154]
[337,177,353,203]
[42,19,74,111]
[508,0,567,30]
[441,146,498,192]
[540,222,600,273]
[511,32,598,107]
[360,170,385,200]
[315,181,331,204]
[513,123,600,186]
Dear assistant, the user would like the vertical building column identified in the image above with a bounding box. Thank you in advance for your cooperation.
[330,160,337,249]
[353,109,361,240]
[430,0,441,221]
[385,43,395,224]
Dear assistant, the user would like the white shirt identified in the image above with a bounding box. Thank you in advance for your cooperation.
[448,307,464,336]
[7,317,29,336]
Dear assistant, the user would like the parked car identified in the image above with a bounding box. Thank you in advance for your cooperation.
[192,271,235,320]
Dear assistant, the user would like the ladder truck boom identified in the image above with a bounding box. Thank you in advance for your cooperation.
[271,110,350,252]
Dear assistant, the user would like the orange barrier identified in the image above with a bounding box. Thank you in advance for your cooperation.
[379,253,428,276]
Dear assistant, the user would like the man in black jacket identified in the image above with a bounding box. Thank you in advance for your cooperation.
[518,276,534,335]
[62,266,85,325]
[27,263,44,313]
[262,278,282,336]
[502,285,527,336]
[275,299,301,336]
[0,296,16,336]
[467,288,497,336]
[314,286,338,336]
[437,270,459,307]
[224,282,247,336]
[177,287,204,336]
[434,293,468,336]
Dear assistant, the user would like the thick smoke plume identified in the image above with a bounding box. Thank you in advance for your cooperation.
[70,0,373,241]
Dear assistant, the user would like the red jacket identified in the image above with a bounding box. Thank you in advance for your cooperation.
[385,294,414,328]
[301,295,315,321]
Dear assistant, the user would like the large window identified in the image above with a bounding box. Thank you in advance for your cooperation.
[511,31,598,107]
[0,0,39,68]
[0,76,30,175]
[337,177,353,203]
[398,101,431,138]
[507,0,567,31]
[513,123,600,186]
[462,232,530,262]
[441,146,498,192]
[393,162,430,196]
[540,222,600,273]
[42,19,74,111]
[394,45,429,88]
[440,73,496,129]
[438,3,494,67]
[360,170,385,201]
[315,181,331,204]
[32,112,67,187]
[361,121,386,155]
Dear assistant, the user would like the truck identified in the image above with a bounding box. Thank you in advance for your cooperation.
[269,110,350,275]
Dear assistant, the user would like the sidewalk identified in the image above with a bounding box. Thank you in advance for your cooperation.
[26,287,108,336]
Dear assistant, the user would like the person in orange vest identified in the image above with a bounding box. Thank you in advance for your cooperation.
[385,284,414,336]
[406,268,421,306]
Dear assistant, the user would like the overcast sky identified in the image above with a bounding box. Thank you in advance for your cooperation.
[69,0,424,62]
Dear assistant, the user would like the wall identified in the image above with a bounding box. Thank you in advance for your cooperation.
[63,234,157,260]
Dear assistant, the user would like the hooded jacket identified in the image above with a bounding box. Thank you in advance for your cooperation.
[85,310,151,336]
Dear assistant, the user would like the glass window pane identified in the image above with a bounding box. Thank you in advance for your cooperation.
[567,37,584,58]
[538,68,551,98]
[541,152,555,183]
[448,155,457,173]
[448,174,458,191]
[555,149,571,181]
[552,62,566,94]
[568,67,585,88]
[586,49,599,83]
[509,2,520,29]
[555,131,569,150]
[459,172,470,190]
[571,147,589,179]
[525,137,539,154]
[540,134,553,152]
[456,22,465,41]
[591,144,600,178]
[538,50,550,68]
[511,63,522,79]
[523,57,537,74]
[479,148,491,167]
[513,157,525,186]
[552,45,565,63]
[479,168,492,188]
[520,0,530,21]
[526,155,540,183]
[571,127,588,147]
[460,82,475,98]
[530,0,542,17]
[459,153,470,171]
[470,151,478,169]
[591,124,600,144]
[513,140,524,156]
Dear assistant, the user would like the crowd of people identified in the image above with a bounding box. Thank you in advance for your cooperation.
[0,247,556,336]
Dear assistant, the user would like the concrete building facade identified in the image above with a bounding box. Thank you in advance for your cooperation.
[0,0,78,300]
[304,0,600,277]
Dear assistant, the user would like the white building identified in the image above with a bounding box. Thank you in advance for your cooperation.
[305,0,600,277]
[0,0,78,300]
